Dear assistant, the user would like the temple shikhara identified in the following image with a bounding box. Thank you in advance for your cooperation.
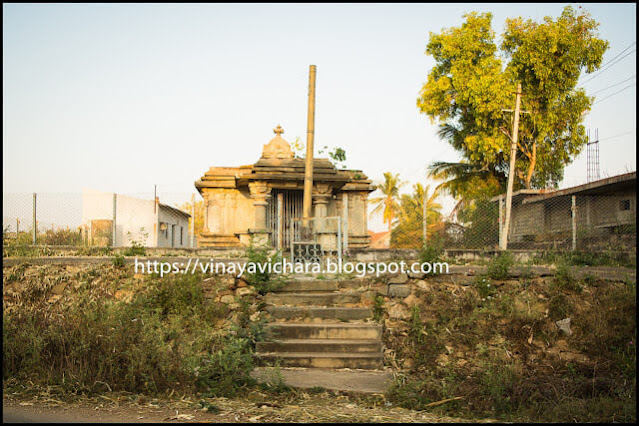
[195,125,374,249]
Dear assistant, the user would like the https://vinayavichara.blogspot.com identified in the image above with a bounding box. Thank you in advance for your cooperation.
[133,258,449,278]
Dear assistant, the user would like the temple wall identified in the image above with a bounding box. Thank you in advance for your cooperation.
[205,188,254,236]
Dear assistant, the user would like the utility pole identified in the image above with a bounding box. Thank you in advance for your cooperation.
[501,83,522,251]
[302,65,317,223]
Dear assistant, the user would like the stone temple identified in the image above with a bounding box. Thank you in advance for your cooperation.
[195,126,374,249]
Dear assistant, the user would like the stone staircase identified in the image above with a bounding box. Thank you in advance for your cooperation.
[254,278,387,380]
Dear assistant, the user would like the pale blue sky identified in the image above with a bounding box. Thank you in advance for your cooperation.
[3,3,636,231]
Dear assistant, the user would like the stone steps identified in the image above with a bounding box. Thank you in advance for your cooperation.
[272,279,369,293]
[264,323,382,340]
[266,306,373,321]
[256,338,381,353]
[254,277,388,380]
[256,352,384,369]
[265,292,362,307]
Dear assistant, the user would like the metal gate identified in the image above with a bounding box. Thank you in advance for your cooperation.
[290,216,342,265]
[266,189,303,249]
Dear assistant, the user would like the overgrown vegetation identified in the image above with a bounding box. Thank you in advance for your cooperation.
[3,266,261,398]
[122,230,147,256]
[243,237,285,295]
[385,270,636,422]
[485,251,514,280]
[532,249,636,269]
[372,294,386,322]
[419,234,444,265]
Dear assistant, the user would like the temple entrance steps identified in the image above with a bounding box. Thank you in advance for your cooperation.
[253,277,392,392]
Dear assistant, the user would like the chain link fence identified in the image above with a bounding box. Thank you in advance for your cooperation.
[434,187,636,253]
[3,191,200,249]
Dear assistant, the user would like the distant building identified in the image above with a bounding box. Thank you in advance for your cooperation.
[491,172,636,249]
[368,230,391,249]
[82,189,191,248]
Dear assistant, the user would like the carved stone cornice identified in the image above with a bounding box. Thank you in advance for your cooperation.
[248,181,272,205]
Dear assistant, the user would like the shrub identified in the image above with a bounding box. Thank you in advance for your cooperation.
[486,252,514,280]
[111,254,125,267]
[193,336,255,397]
[475,276,495,300]
[420,234,444,265]
[372,294,386,322]
[244,237,284,295]
[553,261,582,293]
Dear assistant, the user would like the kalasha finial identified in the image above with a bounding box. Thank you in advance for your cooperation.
[273,125,284,136]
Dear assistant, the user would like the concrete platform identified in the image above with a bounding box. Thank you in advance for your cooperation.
[251,367,393,394]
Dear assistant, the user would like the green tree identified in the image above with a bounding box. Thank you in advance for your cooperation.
[391,183,443,248]
[370,172,405,234]
[419,6,608,191]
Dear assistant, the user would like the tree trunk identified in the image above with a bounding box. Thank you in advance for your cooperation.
[525,141,537,189]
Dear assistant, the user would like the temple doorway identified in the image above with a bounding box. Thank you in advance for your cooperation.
[266,189,304,249]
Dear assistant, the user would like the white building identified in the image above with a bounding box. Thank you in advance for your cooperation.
[82,189,191,248]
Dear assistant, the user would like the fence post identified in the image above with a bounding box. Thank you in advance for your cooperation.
[498,195,505,249]
[32,193,37,245]
[571,195,577,251]
[112,193,117,247]
[16,218,19,239]
[191,193,196,248]
[423,188,427,249]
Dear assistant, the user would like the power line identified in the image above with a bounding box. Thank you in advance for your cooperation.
[592,83,636,105]
[590,75,636,95]
[580,41,635,80]
[601,41,636,66]
[580,43,636,85]
[597,131,634,142]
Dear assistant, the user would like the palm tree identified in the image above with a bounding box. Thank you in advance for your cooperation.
[428,124,508,200]
[395,183,443,243]
[370,172,405,234]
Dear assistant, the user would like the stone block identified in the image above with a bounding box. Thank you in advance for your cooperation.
[387,283,410,298]
[388,274,409,285]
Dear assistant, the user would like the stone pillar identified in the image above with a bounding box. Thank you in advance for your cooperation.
[249,181,271,230]
[313,183,334,250]
[248,181,272,246]
[313,183,332,218]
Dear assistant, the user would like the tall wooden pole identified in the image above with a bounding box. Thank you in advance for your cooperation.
[501,83,522,251]
[303,65,317,222]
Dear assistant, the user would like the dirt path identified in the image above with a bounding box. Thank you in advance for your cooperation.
[3,391,481,423]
